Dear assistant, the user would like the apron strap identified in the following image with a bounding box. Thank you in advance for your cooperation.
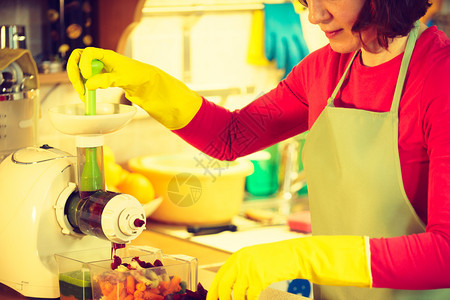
[328,51,358,105]
[390,20,420,113]
[328,20,420,110]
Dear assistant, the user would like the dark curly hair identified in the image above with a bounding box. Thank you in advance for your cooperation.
[352,0,431,48]
[299,0,432,49]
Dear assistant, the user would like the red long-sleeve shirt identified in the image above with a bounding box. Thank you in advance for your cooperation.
[174,26,450,289]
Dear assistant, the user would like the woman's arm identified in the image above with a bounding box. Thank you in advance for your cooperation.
[371,56,450,289]
[173,76,310,160]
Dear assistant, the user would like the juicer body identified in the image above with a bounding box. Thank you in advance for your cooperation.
[0,146,109,298]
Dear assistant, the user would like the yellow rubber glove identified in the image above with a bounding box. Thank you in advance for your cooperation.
[247,10,271,66]
[67,47,203,130]
[206,235,372,300]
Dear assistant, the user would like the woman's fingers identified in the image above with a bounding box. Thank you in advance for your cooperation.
[66,48,85,100]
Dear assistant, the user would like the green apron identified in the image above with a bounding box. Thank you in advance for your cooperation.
[302,22,450,299]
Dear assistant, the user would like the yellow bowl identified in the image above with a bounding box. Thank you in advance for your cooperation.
[128,154,253,225]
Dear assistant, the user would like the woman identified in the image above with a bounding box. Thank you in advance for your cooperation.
[67,0,450,299]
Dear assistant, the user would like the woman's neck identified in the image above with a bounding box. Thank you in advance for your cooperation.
[360,22,427,67]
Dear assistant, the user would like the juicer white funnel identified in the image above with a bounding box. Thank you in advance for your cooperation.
[48,103,137,136]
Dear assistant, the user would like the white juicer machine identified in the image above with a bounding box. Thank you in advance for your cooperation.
[0,101,145,299]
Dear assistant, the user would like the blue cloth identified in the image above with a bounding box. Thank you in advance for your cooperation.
[264,3,309,78]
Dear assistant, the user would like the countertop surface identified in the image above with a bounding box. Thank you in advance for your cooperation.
[0,228,308,299]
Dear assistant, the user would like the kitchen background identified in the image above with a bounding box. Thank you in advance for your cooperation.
[1,0,329,166]
[2,0,448,165]
[1,2,448,298]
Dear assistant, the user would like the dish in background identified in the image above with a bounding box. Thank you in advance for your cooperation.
[143,195,163,218]
[129,154,253,225]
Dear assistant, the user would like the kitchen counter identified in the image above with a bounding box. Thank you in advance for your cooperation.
[0,284,28,300]
[133,226,310,299]
[0,230,224,300]
[0,229,309,299]
[132,228,231,266]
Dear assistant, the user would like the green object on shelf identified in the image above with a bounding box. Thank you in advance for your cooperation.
[245,150,278,197]
[80,59,104,192]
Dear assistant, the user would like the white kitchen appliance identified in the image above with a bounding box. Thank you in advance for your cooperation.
[0,102,144,299]
[0,48,39,162]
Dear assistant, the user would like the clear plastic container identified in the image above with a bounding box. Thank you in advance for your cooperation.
[76,140,105,198]
[55,246,160,300]
[54,246,198,300]
[90,253,198,300]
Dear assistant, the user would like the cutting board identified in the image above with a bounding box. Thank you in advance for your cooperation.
[149,216,309,253]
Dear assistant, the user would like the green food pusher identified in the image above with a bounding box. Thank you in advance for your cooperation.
[79,59,104,195]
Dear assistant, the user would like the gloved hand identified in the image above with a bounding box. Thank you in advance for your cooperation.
[264,3,309,78]
[67,47,203,130]
[206,235,372,300]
